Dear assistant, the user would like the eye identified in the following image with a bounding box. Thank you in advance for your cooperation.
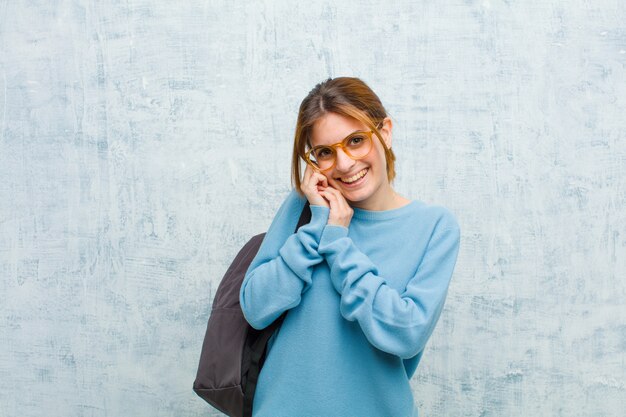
[349,135,365,145]
[316,147,332,158]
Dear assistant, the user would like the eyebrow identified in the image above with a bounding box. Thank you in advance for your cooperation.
[318,129,365,146]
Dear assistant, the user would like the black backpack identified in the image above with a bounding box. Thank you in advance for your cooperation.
[193,200,312,417]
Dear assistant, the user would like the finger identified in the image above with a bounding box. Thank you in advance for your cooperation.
[304,166,320,190]
[320,189,336,207]
[303,164,312,183]
[333,189,350,210]
[325,188,350,211]
[301,167,310,191]
[313,172,328,188]
[324,187,342,200]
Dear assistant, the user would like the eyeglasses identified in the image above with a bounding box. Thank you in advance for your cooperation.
[304,123,384,172]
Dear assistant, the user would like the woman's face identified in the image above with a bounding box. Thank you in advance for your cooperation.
[309,112,393,208]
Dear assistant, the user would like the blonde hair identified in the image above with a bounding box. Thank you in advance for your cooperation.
[290,77,397,198]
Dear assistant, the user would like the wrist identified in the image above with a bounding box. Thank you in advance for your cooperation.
[327,220,350,228]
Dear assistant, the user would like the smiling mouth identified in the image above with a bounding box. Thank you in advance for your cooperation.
[336,168,368,184]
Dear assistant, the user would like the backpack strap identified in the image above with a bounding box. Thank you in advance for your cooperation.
[243,198,311,417]
[295,199,312,230]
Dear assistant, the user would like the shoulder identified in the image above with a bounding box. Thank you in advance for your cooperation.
[415,201,460,233]
[272,188,307,226]
[283,188,307,212]
[261,188,308,242]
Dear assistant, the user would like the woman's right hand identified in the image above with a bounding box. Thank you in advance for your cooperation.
[300,164,330,208]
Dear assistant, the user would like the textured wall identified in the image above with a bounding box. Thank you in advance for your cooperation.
[1,1,625,416]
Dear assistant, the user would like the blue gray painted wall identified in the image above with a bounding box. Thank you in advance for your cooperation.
[1,1,624,416]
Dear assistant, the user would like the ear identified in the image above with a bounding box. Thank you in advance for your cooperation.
[380,116,393,149]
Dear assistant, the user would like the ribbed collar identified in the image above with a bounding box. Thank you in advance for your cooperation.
[351,200,423,221]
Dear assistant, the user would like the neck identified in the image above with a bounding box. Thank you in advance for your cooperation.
[347,183,402,211]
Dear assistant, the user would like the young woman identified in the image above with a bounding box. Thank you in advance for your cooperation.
[239,77,461,417]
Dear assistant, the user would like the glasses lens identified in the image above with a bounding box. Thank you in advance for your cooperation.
[310,146,334,170]
[344,132,372,159]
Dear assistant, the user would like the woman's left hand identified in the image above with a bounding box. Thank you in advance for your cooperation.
[319,187,353,228]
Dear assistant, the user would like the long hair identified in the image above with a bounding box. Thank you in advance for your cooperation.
[290,77,397,198]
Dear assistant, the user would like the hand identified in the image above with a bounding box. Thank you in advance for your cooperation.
[319,187,353,228]
[300,164,330,208]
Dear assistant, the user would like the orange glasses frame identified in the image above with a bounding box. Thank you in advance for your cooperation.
[304,122,384,172]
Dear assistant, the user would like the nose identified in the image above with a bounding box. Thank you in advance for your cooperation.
[334,147,356,174]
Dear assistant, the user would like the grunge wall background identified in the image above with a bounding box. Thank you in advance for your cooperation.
[1,1,624,416]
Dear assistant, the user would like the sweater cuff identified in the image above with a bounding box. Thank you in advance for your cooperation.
[307,205,331,231]
[319,224,349,248]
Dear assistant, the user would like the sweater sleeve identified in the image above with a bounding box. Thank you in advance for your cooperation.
[240,189,331,330]
[317,216,461,359]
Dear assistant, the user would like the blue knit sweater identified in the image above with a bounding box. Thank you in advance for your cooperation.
[240,189,461,417]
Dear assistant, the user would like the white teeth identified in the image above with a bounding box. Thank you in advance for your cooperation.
[340,168,367,183]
